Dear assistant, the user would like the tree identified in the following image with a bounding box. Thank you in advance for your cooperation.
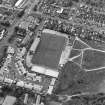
[17,10,25,18]
[1,21,10,27]
[14,88,25,98]
[33,5,37,11]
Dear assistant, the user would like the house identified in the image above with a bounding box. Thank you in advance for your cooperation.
[2,96,16,105]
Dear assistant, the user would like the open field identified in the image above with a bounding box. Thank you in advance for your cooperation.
[73,39,89,50]
[69,49,81,58]
[82,49,105,70]
[54,35,105,96]
[54,61,105,95]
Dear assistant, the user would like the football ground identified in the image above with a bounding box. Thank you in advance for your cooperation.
[31,32,67,69]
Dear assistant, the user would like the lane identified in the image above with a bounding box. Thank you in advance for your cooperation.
[85,66,105,72]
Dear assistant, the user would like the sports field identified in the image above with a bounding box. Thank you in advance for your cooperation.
[31,33,67,69]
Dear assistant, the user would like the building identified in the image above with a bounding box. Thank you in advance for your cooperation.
[7,46,15,54]
[15,0,27,8]
[15,0,23,7]
[24,93,28,104]
[2,96,16,105]
[31,66,59,78]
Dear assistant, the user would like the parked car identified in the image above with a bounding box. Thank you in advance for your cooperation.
[0,28,8,40]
